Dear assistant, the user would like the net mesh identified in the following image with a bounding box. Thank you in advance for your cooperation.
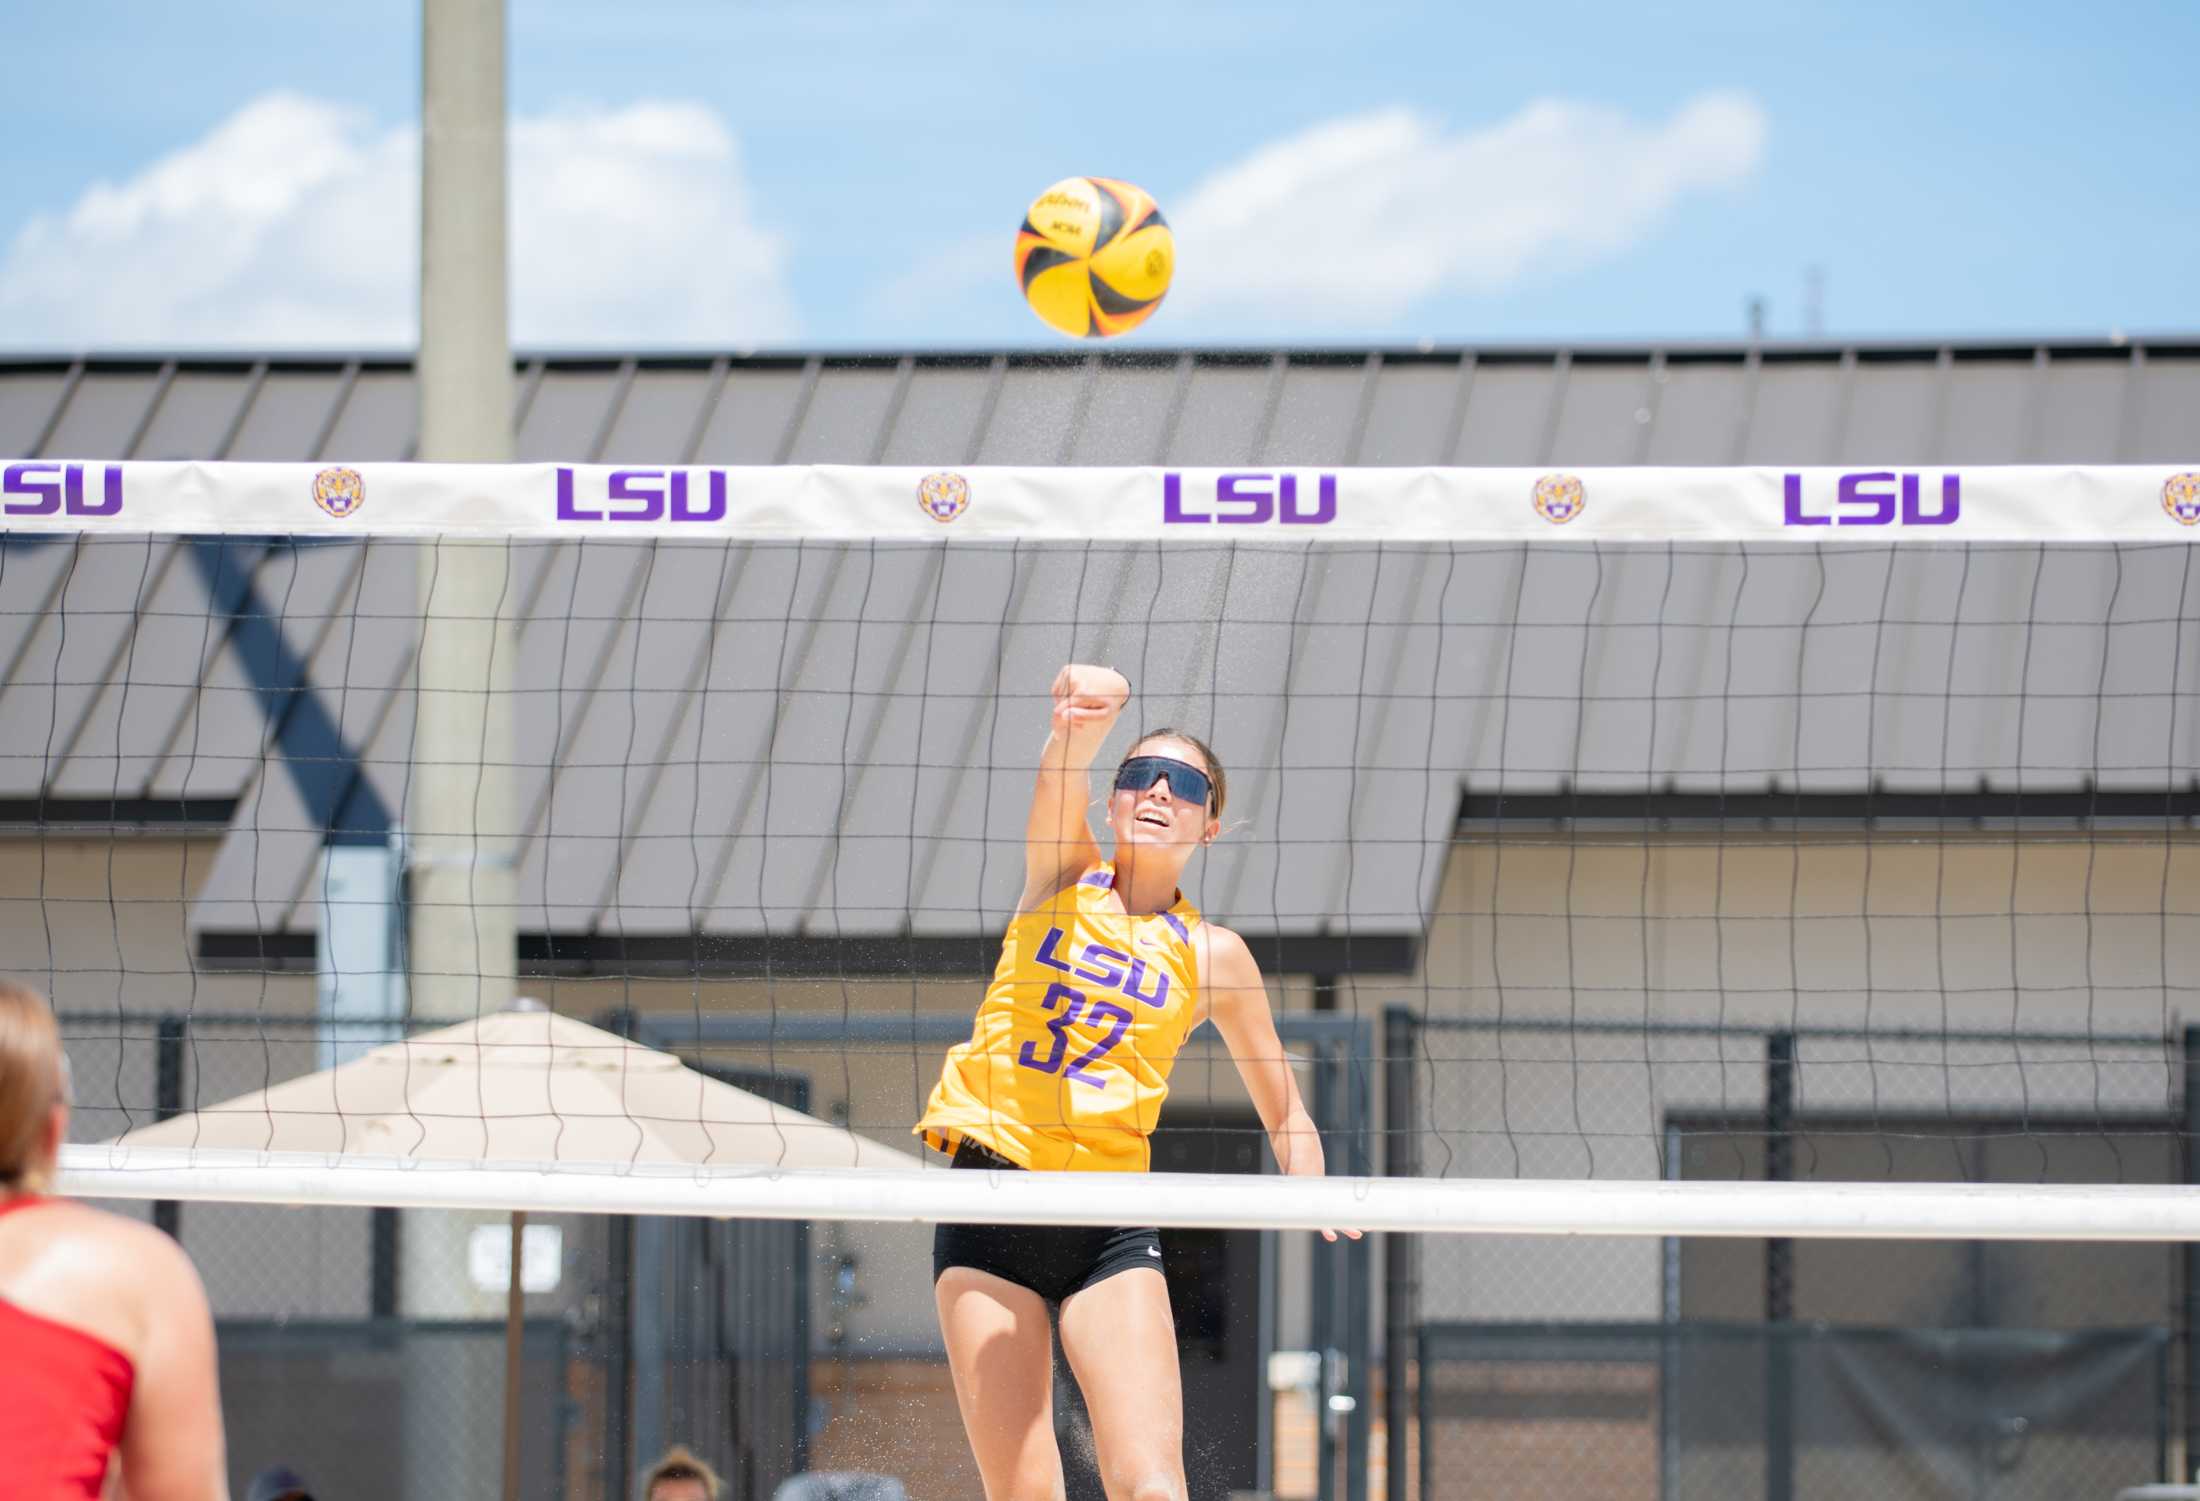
[13,506,2200,1501]
[16,530,2195,1217]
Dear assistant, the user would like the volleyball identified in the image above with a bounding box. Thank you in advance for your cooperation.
[1015,176,1175,339]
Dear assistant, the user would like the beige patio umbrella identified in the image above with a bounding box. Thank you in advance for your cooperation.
[115,1000,919,1501]
[114,1000,919,1169]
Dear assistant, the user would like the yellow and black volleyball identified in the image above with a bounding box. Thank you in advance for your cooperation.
[1015,177,1174,339]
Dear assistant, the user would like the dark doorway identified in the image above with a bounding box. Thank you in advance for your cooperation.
[1056,1107,1269,1501]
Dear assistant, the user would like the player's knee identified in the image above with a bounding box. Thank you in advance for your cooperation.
[982,1458,1062,1501]
[1114,1466,1184,1501]
[1005,1448,1065,1500]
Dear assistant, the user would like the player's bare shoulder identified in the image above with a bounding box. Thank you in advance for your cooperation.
[1191,920,1260,1024]
[53,1200,204,1300]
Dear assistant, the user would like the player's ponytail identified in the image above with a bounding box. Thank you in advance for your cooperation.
[0,981,63,1193]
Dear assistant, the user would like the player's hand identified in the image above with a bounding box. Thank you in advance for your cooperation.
[1280,1144,1363,1242]
[1050,663,1129,745]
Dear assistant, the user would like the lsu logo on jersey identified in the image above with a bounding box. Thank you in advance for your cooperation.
[1033,927,1171,1007]
[1015,926,1174,1091]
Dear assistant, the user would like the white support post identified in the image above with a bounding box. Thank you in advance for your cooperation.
[411,7,518,1499]
[316,841,405,1071]
[412,0,517,1030]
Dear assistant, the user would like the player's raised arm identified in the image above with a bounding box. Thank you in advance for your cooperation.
[1019,663,1129,910]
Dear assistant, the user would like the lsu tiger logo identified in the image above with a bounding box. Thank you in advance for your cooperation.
[2164,473,2200,527]
[918,471,970,523]
[1532,473,1585,525]
[313,467,365,518]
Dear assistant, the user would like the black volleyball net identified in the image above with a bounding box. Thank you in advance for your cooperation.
[0,470,2185,1248]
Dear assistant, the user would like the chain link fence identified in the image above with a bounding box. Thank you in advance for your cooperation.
[55,1003,1380,1501]
[61,997,2188,1501]
[1418,1322,2167,1501]
[56,1009,810,1501]
[1395,1014,2188,1500]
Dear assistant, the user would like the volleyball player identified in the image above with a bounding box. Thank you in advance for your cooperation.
[0,980,228,1500]
[919,664,1357,1501]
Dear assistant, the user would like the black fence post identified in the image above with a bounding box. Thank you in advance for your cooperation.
[604,1198,634,1490]
[595,1006,639,1488]
[369,1208,400,1318]
[153,1015,183,1240]
[1415,1326,1433,1501]
[1308,1023,1376,1501]
[1346,1019,1373,1501]
[1312,1038,1341,1501]
[1765,1030,1796,1501]
[2183,1024,2200,1483]
[1383,1004,1419,1501]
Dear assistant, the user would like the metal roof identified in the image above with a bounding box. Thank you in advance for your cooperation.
[4,342,2198,968]
[8,339,2198,468]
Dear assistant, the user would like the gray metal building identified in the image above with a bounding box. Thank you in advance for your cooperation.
[5,339,2197,972]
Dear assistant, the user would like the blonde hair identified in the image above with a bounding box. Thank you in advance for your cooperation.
[641,1446,723,1501]
[0,980,64,1193]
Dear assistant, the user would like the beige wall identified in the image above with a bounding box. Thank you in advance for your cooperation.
[1422,831,2200,1036]
[0,834,312,1021]
[1401,829,2200,1321]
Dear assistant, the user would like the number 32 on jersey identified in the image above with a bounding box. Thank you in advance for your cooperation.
[1014,926,1172,1091]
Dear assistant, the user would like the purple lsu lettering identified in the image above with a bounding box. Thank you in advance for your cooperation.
[556,467,728,523]
[1014,926,1170,1089]
[1032,926,1171,1006]
[1164,472,1337,525]
[2,463,123,518]
[1783,472,1960,527]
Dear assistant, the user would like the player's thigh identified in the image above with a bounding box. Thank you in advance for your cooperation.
[936,1266,1062,1481]
[1058,1266,1185,1490]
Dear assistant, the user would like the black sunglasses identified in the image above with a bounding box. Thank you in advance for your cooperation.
[1114,755,1212,807]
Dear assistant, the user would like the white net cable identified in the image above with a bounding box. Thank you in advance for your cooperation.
[56,1145,2200,1238]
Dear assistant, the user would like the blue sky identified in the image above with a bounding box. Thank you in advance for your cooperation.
[5,0,2195,350]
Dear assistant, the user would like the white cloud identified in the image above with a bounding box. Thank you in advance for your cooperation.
[873,229,998,323]
[1168,91,1768,322]
[0,92,797,349]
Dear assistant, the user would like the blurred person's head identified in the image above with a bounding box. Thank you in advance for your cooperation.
[0,980,66,1195]
[642,1445,723,1501]
[245,1463,315,1501]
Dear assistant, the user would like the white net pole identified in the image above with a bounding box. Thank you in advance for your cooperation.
[412,0,517,1029]
[411,14,516,1501]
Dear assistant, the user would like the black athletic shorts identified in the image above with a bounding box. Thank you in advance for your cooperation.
[931,1137,1166,1305]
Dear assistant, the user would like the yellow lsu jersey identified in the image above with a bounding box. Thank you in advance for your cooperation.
[918,863,1203,1172]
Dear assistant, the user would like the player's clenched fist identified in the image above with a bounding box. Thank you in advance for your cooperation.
[1050,663,1129,741]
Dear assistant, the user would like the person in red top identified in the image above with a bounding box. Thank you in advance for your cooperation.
[0,980,228,1500]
